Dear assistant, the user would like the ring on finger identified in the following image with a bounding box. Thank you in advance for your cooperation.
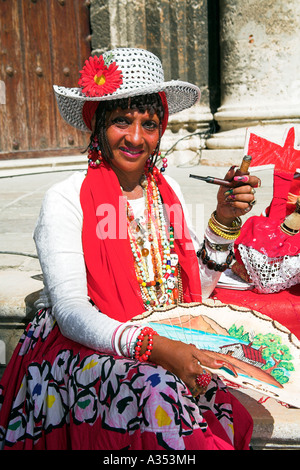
[196,370,212,388]
[249,199,256,206]
[251,188,256,195]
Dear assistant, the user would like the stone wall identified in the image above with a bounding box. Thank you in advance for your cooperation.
[205,0,300,163]
[90,0,300,167]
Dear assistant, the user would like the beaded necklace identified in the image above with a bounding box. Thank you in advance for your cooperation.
[126,171,179,309]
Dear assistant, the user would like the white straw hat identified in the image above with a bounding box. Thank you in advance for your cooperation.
[53,48,201,132]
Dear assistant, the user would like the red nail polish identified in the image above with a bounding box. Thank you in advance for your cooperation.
[234,175,249,182]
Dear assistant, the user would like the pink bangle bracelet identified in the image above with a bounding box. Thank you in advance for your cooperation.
[134,326,158,362]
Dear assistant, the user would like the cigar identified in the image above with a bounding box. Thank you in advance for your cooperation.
[239,155,252,174]
[189,155,252,187]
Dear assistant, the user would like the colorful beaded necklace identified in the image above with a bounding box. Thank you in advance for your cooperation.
[126,171,180,309]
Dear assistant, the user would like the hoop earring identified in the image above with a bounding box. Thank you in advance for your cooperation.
[88,135,103,168]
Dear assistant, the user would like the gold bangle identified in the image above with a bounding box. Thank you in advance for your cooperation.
[208,219,241,240]
[212,210,242,229]
[211,211,242,233]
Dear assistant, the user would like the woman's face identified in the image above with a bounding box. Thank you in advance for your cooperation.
[105,107,160,177]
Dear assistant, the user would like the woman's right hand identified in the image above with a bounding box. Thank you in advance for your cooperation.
[147,335,238,396]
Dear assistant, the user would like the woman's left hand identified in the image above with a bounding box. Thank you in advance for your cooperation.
[215,165,261,226]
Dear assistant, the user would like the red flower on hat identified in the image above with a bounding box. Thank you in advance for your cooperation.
[78,55,123,97]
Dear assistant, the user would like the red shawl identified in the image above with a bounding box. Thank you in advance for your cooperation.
[80,160,202,322]
[234,170,300,262]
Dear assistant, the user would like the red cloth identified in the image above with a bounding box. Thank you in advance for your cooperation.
[239,126,300,257]
[235,170,300,263]
[229,169,300,338]
[82,101,99,130]
[264,172,300,217]
[286,176,300,215]
[80,160,202,322]
[268,170,296,221]
[214,285,300,340]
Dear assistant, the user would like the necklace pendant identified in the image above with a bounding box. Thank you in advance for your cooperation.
[170,253,179,267]
[141,247,149,257]
[157,293,168,307]
[166,274,177,290]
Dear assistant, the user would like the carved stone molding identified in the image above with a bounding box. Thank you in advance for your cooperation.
[207,0,300,153]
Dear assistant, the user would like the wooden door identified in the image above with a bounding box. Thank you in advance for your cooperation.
[0,0,91,159]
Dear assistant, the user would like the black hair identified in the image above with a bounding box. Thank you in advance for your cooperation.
[90,93,165,165]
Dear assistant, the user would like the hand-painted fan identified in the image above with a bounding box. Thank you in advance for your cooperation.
[131,301,300,408]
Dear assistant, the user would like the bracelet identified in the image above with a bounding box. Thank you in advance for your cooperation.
[119,325,141,358]
[208,219,241,240]
[204,236,233,252]
[112,324,124,356]
[134,326,158,362]
[197,239,234,272]
[211,211,242,233]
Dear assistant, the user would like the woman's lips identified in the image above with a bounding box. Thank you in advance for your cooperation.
[119,147,144,158]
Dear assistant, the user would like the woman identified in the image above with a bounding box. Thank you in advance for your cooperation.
[0,48,258,450]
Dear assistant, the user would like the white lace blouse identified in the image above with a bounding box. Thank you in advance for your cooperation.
[33,171,229,356]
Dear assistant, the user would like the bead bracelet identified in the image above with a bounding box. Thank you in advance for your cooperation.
[197,239,234,272]
[134,326,158,362]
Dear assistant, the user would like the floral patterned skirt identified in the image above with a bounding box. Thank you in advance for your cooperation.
[0,308,253,450]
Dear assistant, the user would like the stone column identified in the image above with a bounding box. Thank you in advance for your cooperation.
[205,0,300,166]
[90,0,214,166]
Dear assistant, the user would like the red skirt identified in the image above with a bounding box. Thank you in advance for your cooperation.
[0,308,253,450]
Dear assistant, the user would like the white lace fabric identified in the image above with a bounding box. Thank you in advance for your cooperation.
[238,244,300,293]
